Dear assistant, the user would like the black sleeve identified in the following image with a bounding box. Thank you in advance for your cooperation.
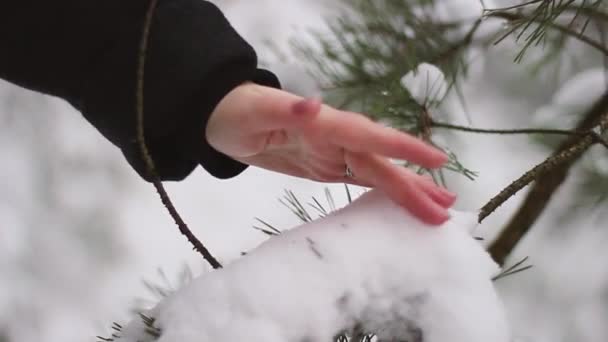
[0,0,281,181]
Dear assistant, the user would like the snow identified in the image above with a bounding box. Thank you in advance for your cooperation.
[267,62,321,98]
[533,68,607,131]
[552,68,606,109]
[433,0,488,22]
[0,83,135,342]
[400,63,448,106]
[433,0,502,41]
[583,145,608,177]
[1,1,606,342]
[117,189,509,342]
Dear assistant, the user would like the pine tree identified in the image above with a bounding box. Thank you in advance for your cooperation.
[101,1,608,341]
[273,1,608,339]
[293,0,608,266]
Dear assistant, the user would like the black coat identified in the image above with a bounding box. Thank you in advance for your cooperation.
[0,0,280,181]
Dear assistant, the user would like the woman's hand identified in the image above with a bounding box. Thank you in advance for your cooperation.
[206,83,456,225]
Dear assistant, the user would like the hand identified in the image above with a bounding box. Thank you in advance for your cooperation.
[206,83,456,225]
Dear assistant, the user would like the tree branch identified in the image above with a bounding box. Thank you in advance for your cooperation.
[488,10,608,56]
[484,91,608,266]
[431,121,586,136]
[137,0,222,269]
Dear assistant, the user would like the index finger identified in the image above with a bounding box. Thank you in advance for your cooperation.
[327,110,447,168]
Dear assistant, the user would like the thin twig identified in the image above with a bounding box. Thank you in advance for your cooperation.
[419,108,434,142]
[566,4,608,23]
[485,91,608,266]
[432,120,586,136]
[488,10,608,55]
[492,256,533,281]
[479,134,596,222]
[136,0,222,269]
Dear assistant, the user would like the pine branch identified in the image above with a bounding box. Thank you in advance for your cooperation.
[484,91,608,266]
[431,120,586,136]
[488,10,608,56]
[491,256,534,281]
[136,0,222,269]
[567,4,608,23]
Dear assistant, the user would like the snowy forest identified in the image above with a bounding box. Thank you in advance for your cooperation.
[1,0,607,341]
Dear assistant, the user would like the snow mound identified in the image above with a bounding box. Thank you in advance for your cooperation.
[118,189,510,342]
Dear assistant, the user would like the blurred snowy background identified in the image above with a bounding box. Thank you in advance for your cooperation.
[0,0,606,341]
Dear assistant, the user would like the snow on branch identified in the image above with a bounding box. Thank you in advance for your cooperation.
[114,190,509,342]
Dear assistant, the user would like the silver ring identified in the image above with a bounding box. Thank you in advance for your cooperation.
[345,165,355,178]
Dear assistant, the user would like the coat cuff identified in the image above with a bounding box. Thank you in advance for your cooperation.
[126,0,281,181]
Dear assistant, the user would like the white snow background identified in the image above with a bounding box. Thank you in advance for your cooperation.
[0,0,607,341]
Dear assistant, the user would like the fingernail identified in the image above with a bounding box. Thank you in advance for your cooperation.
[443,194,457,208]
[442,189,457,200]
[437,209,452,224]
[425,211,450,226]
[431,183,455,198]
[440,210,451,223]
[435,150,449,164]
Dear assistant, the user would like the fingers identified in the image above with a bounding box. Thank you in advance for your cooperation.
[222,84,455,226]
[234,84,446,169]
[417,175,457,208]
[345,152,455,225]
[326,110,447,169]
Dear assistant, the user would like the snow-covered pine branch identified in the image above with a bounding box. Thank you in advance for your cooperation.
[115,189,509,342]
